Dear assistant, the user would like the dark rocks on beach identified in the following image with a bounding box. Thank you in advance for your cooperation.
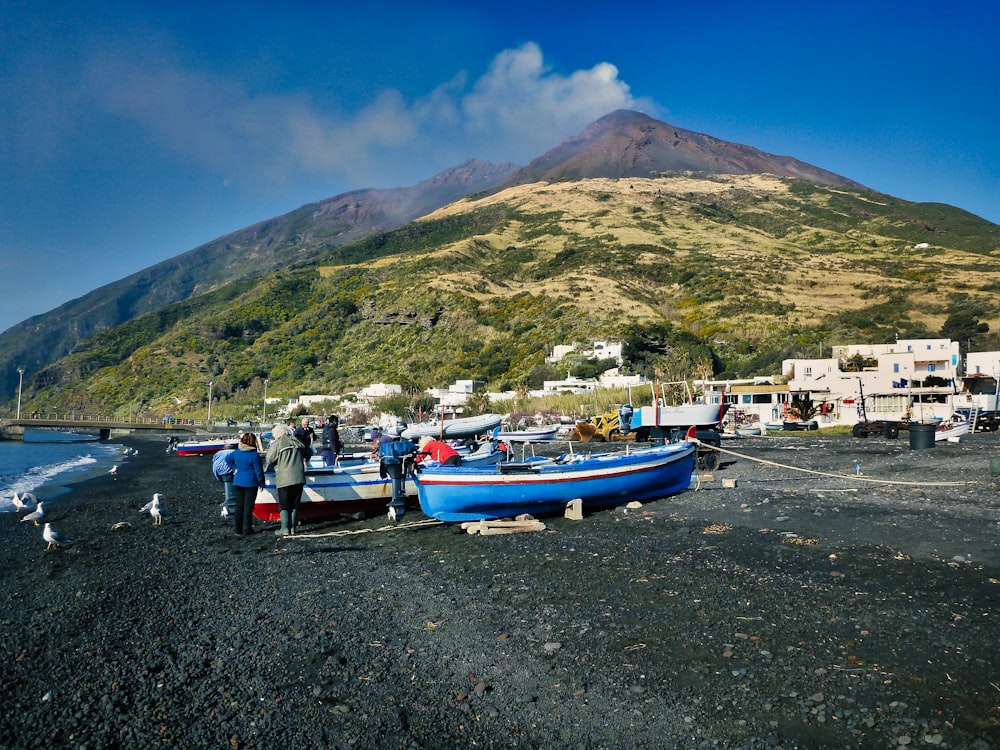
[2,432,1000,748]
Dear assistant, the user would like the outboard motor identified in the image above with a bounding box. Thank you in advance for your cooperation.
[617,404,634,436]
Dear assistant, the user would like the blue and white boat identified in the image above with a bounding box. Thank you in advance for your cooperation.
[414,441,697,522]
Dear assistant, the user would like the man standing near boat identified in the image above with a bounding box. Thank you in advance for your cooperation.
[293,418,316,456]
[321,415,343,466]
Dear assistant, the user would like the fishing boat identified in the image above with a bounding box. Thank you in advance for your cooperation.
[401,413,503,440]
[497,424,559,442]
[253,442,508,522]
[174,437,239,456]
[626,382,728,440]
[414,441,697,522]
[254,462,414,521]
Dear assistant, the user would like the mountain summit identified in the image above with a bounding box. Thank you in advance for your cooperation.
[503,110,866,189]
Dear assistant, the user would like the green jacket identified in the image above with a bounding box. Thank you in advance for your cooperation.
[265,434,308,488]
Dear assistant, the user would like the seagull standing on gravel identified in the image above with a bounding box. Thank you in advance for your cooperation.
[21,501,44,526]
[140,493,163,525]
[109,465,118,479]
[12,492,37,512]
[43,523,73,550]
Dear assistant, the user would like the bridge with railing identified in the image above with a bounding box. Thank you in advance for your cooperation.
[0,415,202,441]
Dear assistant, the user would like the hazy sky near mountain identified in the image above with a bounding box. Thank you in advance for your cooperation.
[1,0,997,334]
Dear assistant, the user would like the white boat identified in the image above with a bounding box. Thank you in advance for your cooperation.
[401,413,503,440]
[934,417,971,442]
[626,381,728,440]
[498,424,559,442]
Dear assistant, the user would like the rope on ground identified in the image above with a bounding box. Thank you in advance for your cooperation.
[691,438,973,487]
[291,517,444,539]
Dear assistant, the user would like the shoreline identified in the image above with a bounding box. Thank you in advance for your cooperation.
[2,432,999,748]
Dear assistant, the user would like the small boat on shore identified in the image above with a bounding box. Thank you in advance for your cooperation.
[934,417,971,442]
[401,413,503,441]
[175,437,239,456]
[497,424,559,442]
[414,441,697,522]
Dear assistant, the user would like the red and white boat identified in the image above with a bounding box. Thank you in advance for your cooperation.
[934,416,971,442]
[175,437,239,456]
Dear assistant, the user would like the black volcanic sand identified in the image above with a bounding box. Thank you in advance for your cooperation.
[2,432,1000,749]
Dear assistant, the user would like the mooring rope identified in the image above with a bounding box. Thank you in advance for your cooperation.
[290,517,444,539]
[690,438,973,487]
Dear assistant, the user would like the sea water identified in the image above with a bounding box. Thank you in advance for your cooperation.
[0,430,126,511]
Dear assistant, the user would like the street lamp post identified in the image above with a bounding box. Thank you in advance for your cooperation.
[263,378,269,424]
[207,379,214,427]
[16,367,24,419]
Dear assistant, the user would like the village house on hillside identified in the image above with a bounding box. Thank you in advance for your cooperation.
[701,338,1000,429]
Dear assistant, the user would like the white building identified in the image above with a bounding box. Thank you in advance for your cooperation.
[546,340,624,364]
[358,383,402,400]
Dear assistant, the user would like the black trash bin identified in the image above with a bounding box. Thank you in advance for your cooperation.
[908,423,936,450]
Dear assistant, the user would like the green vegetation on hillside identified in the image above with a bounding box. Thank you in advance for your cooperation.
[11,174,1000,421]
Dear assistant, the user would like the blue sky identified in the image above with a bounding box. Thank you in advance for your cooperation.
[2,0,997,334]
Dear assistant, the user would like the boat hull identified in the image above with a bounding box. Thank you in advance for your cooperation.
[253,463,417,522]
[499,425,559,442]
[175,439,238,456]
[415,442,696,522]
[935,420,971,442]
[402,414,503,440]
[630,403,727,438]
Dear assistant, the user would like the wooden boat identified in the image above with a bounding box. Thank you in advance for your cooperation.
[174,437,238,456]
[253,442,508,522]
[498,424,559,442]
[414,442,697,522]
[401,413,503,441]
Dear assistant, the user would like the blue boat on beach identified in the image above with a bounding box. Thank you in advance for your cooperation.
[414,441,697,522]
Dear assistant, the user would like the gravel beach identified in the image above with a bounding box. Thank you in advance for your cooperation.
[2,431,1000,749]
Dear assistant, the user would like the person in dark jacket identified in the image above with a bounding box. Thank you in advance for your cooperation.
[264,422,309,536]
[293,418,316,456]
[321,415,343,466]
[227,432,264,536]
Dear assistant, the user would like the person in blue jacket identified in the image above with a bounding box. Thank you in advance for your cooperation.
[212,447,237,520]
[227,432,264,536]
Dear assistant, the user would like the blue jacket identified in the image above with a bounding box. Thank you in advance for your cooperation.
[229,444,265,488]
[212,449,235,480]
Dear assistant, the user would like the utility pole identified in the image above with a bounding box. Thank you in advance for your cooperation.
[207,379,214,426]
[16,367,24,419]
[263,378,269,424]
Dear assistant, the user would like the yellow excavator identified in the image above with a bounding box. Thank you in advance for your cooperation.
[570,409,632,442]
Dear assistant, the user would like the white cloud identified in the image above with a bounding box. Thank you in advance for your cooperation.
[84,42,659,189]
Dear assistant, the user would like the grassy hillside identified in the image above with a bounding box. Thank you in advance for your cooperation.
[19,174,1000,420]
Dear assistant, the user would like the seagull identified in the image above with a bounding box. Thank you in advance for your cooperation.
[12,492,25,512]
[220,505,230,519]
[43,523,73,550]
[139,493,163,525]
[387,505,398,522]
[21,501,44,526]
[109,465,118,479]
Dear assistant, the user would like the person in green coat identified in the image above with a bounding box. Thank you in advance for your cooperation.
[264,421,309,536]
